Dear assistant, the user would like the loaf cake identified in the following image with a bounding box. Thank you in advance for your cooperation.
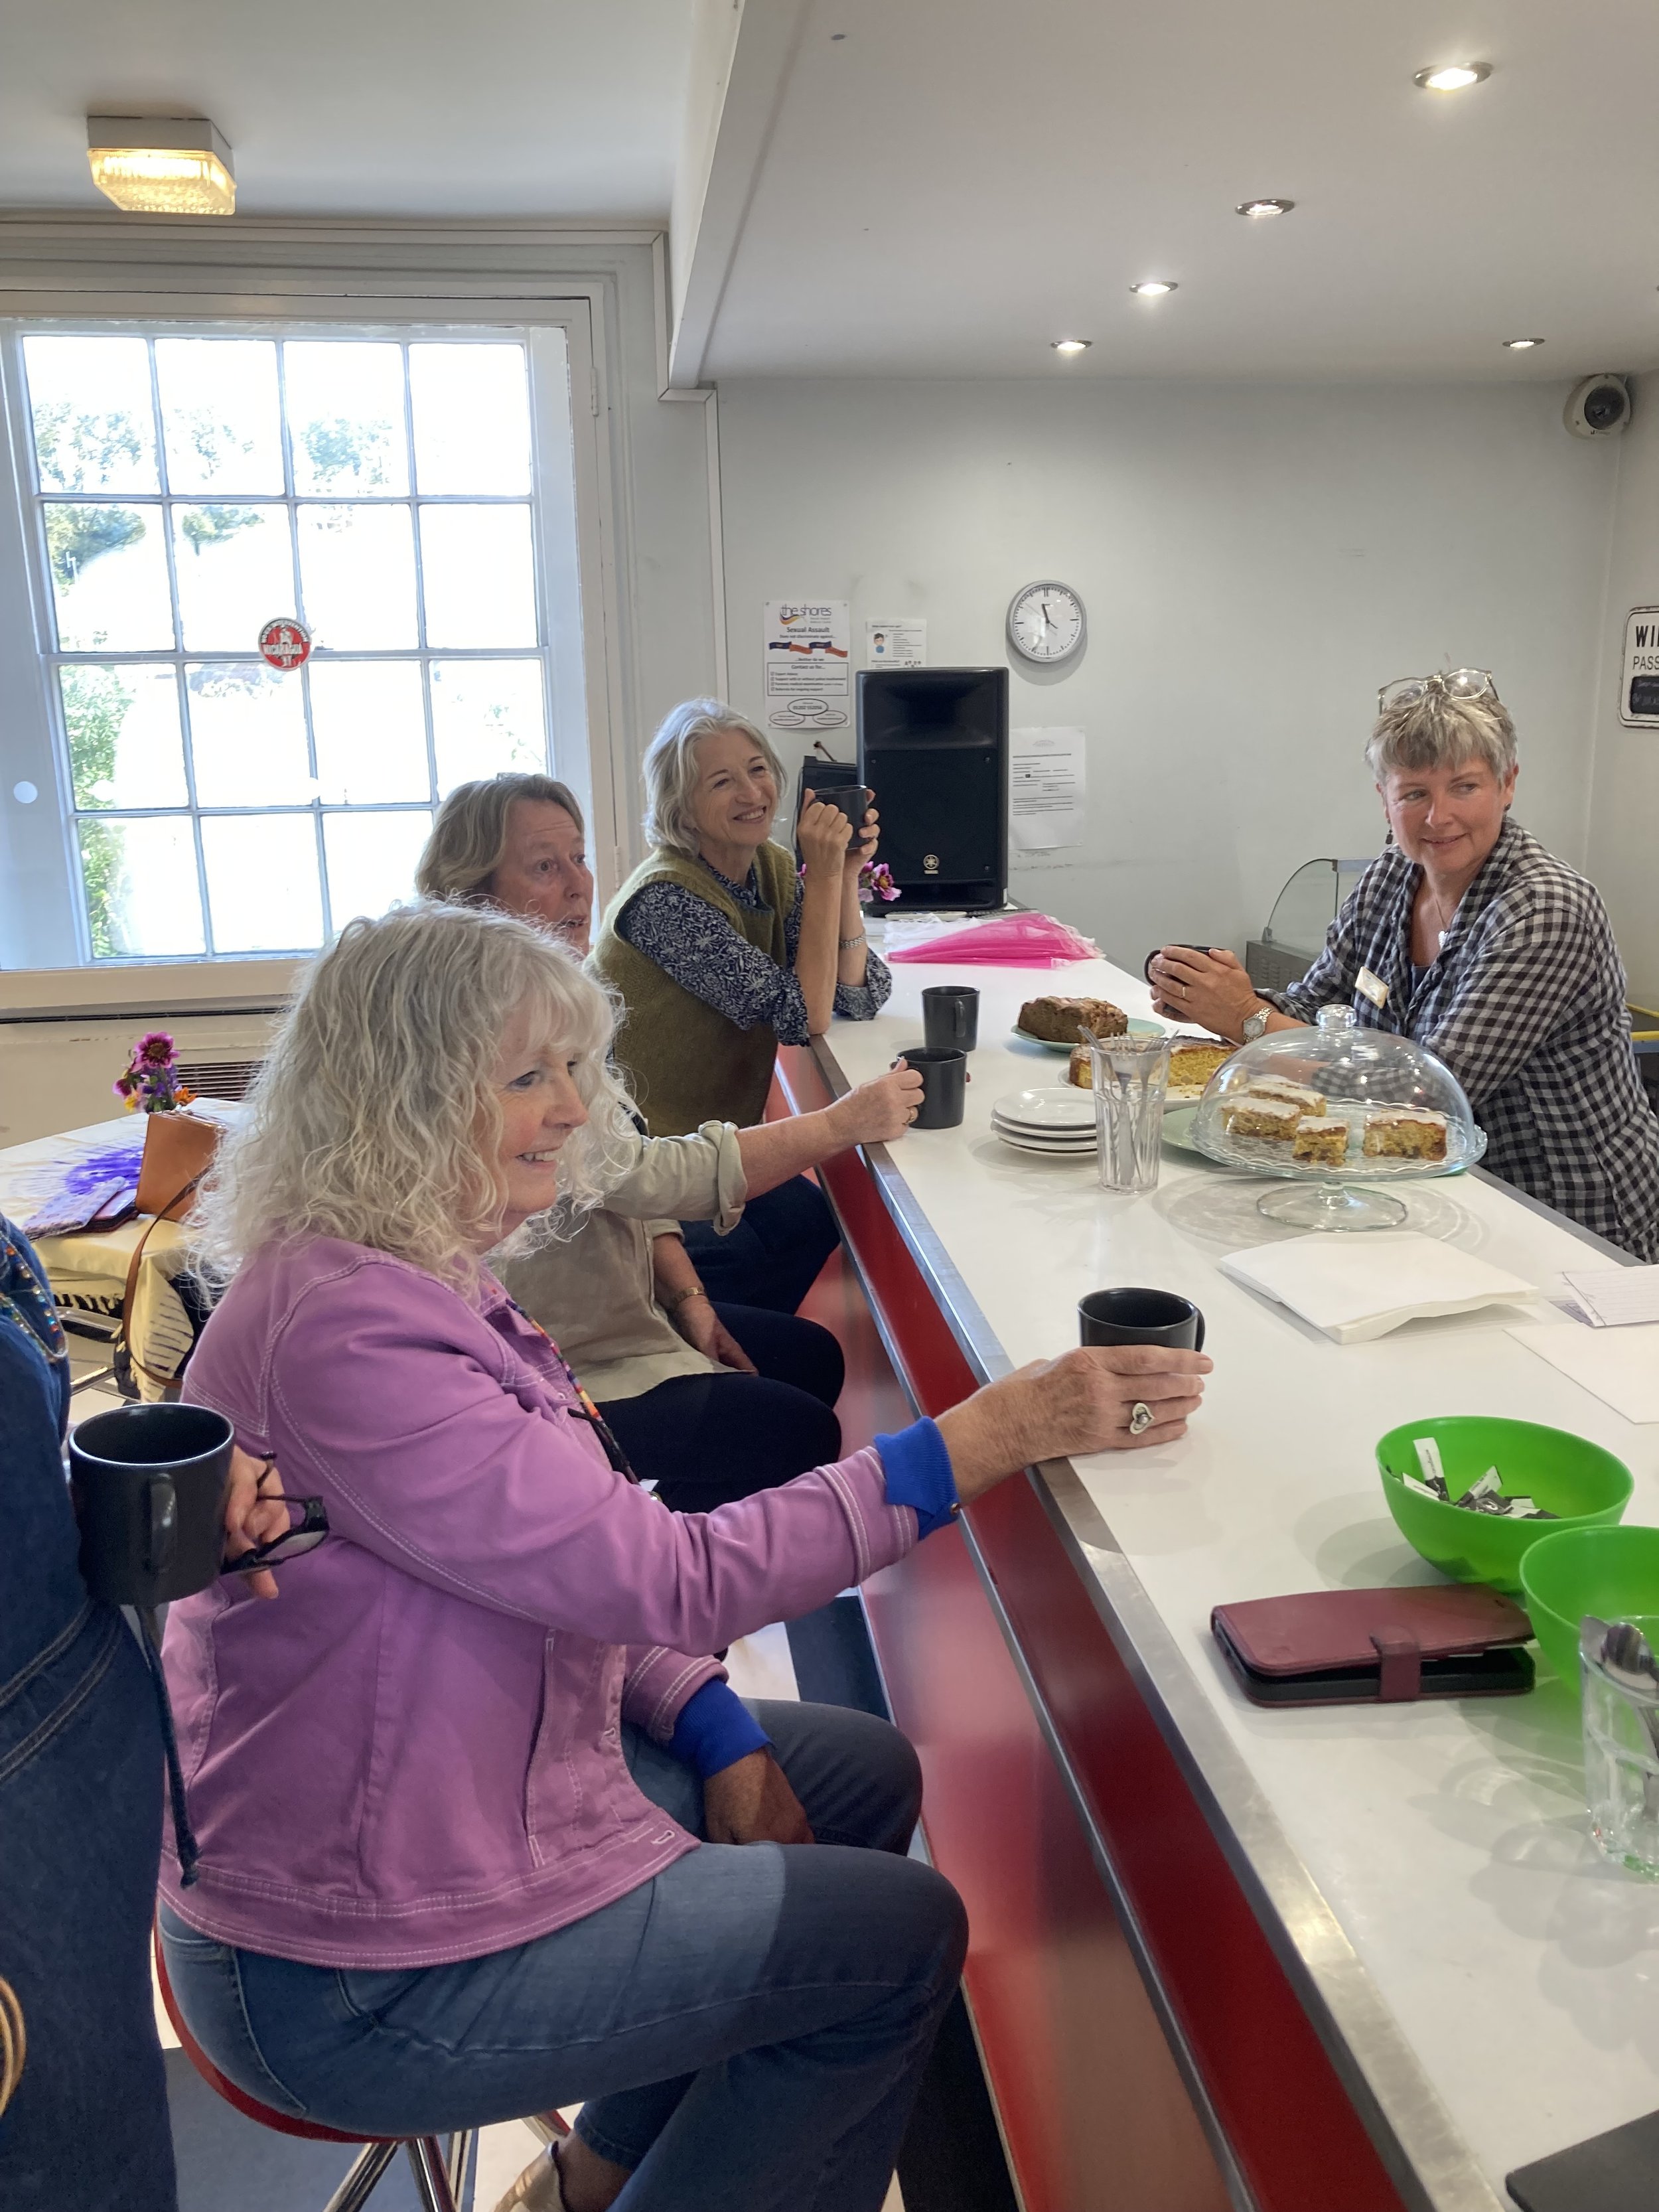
[1017,995,1128,1045]
[1242,1076,1327,1116]
[1362,1108,1448,1161]
[1222,1096,1301,1142]
[1167,1038,1234,1092]
[1291,1116,1350,1165]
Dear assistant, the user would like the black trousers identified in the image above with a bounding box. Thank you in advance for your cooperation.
[680,1174,841,1315]
[597,1303,845,1515]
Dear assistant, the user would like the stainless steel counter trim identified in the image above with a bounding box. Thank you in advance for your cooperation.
[803,1038,1512,2212]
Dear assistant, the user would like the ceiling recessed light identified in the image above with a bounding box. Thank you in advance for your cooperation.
[1502,338,1544,351]
[1413,63,1492,92]
[1236,198,1294,218]
[1129,280,1177,297]
[86,115,235,214]
[1052,338,1092,354]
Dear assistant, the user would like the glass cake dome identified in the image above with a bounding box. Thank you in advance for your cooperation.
[1191,1005,1486,1230]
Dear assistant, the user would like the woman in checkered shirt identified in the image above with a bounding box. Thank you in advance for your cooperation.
[1151,673,1659,1260]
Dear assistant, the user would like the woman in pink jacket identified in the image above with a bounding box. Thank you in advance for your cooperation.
[157,902,1209,2212]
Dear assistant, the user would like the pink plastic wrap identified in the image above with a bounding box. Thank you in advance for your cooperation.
[886,913,1101,967]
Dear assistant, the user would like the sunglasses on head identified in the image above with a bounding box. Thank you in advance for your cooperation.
[1378,669,1498,714]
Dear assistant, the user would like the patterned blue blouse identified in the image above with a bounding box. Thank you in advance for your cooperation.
[616,860,891,1043]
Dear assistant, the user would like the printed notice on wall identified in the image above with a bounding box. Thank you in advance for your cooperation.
[1009,727,1086,851]
[1621,606,1659,727]
[865,618,926,668]
[762,601,851,731]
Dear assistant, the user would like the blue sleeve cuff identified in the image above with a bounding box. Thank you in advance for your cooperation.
[875,1418,959,1540]
[666,1681,773,1779]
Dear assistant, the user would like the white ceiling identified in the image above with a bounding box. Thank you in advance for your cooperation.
[0,0,693,220]
[3,0,1657,382]
[706,0,1659,379]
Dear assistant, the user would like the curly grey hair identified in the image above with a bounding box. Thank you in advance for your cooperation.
[192,901,637,1293]
[641,698,785,856]
[1366,690,1518,784]
[415,773,585,905]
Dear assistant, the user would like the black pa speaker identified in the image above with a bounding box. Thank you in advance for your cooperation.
[857,667,1008,910]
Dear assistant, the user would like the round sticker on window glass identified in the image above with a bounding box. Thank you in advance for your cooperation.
[257,617,312,672]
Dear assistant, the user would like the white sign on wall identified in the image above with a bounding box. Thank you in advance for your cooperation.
[865,617,926,667]
[1009,726,1086,851]
[1620,605,1659,728]
[762,600,850,730]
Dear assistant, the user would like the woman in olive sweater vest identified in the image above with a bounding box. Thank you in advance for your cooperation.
[590,700,891,1313]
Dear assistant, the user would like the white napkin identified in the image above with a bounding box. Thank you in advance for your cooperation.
[1508,1322,1659,1422]
[1218,1232,1538,1344]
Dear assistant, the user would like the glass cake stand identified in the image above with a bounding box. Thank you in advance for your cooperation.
[1190,1006,1486,1229]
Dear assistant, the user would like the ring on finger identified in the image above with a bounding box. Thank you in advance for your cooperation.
[1127,1400,1154,1436]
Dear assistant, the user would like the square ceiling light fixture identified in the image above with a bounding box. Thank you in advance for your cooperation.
[87,117,236,215]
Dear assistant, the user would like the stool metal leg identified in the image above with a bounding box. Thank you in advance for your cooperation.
[323,2142,400,2212]
[407,2135,461,2212]
[446,2128,476,2201]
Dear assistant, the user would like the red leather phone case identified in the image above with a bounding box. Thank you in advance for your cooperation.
[1212,1585,1534,1705]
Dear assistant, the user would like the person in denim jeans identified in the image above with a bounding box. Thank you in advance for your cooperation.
[157,905,1210,2212]
[0,1218,176,2212]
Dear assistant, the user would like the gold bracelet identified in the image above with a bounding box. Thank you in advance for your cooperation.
[661,1285,708,1313]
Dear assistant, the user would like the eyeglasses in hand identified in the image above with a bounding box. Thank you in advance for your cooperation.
[220,1494,330,1575]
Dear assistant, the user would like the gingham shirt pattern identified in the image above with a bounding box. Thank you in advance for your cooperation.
[1267,818,1659,1260]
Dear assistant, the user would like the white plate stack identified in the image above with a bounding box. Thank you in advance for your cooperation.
[991,1086,1097,1158]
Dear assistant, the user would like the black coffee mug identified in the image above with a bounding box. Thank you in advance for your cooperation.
[922,985,980,1053]
[1078,1288,1206,1351]
[70,1403,235,1607]
[902,1047,967,1130]
[1143,944,1214,984]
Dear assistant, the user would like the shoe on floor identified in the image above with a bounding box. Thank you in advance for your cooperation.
[492,2144,567,2212]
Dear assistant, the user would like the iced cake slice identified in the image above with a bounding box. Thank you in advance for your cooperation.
[1291,1116,1350,1165]
[1243,1076,1327,1116]
[1167,1038,1234,1091]
[1222,1096,1301,1142]
[1362,1108,1447,1161]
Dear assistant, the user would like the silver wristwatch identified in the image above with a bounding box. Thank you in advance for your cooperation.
[1242,1005,1272,1043]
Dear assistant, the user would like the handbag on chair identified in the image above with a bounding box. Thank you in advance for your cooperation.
[119,1112,223,1396]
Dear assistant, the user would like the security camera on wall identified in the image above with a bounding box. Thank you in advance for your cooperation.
[1565,374,1631,439]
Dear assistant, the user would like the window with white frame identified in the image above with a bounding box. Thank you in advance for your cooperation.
[12,323,581,962]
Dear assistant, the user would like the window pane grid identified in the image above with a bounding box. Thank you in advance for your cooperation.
[22,329,553,962]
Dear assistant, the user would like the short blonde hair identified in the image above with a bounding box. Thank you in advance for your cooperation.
[1366,692,1518,783]
[642,699,784,857]
[415,774,585,905]
[193,901,636,1293]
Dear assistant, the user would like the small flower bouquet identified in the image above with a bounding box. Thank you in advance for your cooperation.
[114,1030,195,1116]
[858,861,901,908]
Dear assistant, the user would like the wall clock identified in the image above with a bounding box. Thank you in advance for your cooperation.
[1007,580,1086,666]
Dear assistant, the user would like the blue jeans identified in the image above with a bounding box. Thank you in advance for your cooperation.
[159,1701,966,2212]
[680,1175,840,1315]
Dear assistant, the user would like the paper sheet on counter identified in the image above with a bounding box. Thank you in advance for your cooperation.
[1561,1266,1659,1328]
[1508,1321,1659,1422]
[1218,1232,1538,1344]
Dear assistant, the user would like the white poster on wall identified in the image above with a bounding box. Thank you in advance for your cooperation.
[865,617,926,667]
[762,600,851,730]
[1620,606,1659,727]
[1009,726,1086,851]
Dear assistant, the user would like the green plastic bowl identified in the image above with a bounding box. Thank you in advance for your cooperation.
[1521,1525,1659,1687]
[1376,1416,1633,1594]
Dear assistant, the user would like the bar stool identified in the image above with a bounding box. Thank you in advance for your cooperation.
[153,1930,472,2212]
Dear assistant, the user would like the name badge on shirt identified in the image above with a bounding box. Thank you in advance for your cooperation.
[1356,967,1389,1009]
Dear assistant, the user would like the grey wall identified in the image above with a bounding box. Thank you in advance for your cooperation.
[1585,373,1659,1006]
[714,376,1619,972]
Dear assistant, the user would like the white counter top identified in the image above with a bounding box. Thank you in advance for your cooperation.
[816,951,1659,2212]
